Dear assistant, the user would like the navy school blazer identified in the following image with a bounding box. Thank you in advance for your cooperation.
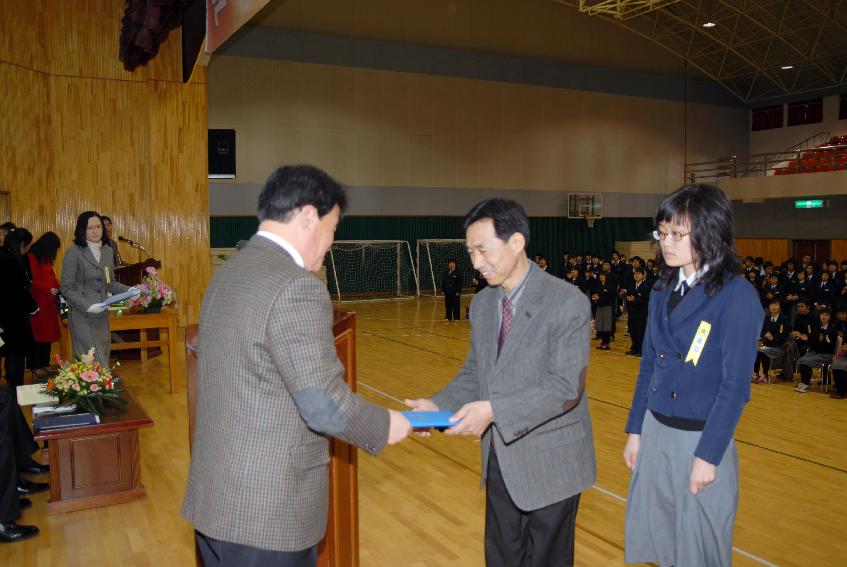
[625,274,763,465]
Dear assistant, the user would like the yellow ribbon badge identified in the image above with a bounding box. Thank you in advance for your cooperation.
[685,321,712,366]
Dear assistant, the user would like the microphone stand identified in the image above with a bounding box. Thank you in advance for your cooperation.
[119,237,152,259]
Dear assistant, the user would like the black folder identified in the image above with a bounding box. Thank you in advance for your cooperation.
[33,412,100,432]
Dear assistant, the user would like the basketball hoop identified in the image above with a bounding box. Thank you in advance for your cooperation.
[583,215,596,229]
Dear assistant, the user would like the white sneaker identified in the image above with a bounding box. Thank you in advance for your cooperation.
[796,383,811,392]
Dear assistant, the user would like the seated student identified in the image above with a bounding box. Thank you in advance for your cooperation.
[743,256,756,279]
[781,259,798,286]
[761,273,784,309]
[753,299,789,383]
[814,270,836,310]
[804,263,816,286]
[830,309,847,399]
[624,268,650,357]
[746,269,760,290]
[795,309,838,392]
[785,270,808,323]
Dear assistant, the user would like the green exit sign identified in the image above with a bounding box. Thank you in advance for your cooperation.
[794,199,825,209]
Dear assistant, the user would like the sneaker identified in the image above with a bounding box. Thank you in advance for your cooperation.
[795,383,810,392]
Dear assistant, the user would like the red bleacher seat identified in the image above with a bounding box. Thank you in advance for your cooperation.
[774,168,783,175]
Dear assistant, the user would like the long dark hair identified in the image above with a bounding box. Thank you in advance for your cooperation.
[2,227,33,258]
[29,231,62,263]
[73,211,107,247]
[653,184,742,296]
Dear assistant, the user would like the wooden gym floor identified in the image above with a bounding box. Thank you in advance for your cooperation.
[2,297,844,566]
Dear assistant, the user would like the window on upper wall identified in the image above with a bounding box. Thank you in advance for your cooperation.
[787,98,823,126]
[751,105,784,131]
[840,94,847,120]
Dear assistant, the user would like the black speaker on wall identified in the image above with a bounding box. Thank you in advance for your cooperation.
[209,129,236,179]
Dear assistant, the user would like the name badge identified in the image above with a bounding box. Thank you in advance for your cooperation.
[104,267,112,297]
[685,321,712,366]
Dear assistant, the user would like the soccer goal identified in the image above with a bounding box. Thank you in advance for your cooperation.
[325,240,420,301]
[416,239,473,297]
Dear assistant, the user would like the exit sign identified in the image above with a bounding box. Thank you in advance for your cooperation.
[794,199,825,209]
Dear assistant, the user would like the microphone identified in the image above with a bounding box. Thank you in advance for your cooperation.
[118,235,136,246]
[118,235,151,259]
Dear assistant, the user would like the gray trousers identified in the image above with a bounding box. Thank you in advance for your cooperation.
[625,411,738,567]
[67,310,111,366]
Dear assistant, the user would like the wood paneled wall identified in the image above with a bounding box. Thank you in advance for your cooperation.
[735,238,791,265]
[831,240,847,262]
[0,0,209,327]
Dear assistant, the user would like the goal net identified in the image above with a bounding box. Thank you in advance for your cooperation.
[325,240,419,301]
[416,239,473,297]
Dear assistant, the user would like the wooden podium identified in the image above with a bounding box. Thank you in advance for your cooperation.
[184,309,360,566]
[115,258,161,285]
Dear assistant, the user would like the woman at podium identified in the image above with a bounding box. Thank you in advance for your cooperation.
[60,211,136,366]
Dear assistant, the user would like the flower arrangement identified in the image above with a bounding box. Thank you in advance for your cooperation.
[129,266,176,309]
[45,348,125,415]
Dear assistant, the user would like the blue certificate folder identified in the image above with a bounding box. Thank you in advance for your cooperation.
[402,411,458,429]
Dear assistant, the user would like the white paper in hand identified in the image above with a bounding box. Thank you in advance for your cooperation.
[87,302,108,314]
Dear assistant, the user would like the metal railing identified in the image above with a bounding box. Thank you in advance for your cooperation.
[685,140,847,183]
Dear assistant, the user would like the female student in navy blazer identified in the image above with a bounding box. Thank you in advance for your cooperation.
[622,184,763,567]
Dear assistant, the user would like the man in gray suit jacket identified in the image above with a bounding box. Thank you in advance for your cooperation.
[407,199,596,566]
[182,165,412,567]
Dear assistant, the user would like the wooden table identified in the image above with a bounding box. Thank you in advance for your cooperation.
[59,308,179,392]
[33,391,154,515]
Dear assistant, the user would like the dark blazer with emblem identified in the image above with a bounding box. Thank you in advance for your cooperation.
[625,274,763,465]
[432,264,596,511]
[181,235,390,552]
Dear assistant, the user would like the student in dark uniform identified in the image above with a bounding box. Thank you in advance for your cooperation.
[471,270,488,293]
[761,273,784,309]
[623,184,761,567]
[831,305,847,399]
[781,259,798,287]
[753,299,789,383]
[564,267,581,289]
[814,270,835,310]
[592,272,614,350]
[625,268,650,356]
[794,309,837,392]
[442,259,462,322]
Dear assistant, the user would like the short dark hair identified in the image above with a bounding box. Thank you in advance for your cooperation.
[28,232,62,264]
[0,222,15,232]
[257,165,347,223]
[767,298,781,306]
[462,199,530,248]
[101,215,112,223]
[73,211,107,247]
[796,297,811,307]
[634,268,646,276]
[653,184,743,296]
[2,227,33,257]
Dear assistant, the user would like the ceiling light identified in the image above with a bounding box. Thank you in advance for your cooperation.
[702,21,716,28]
[781,65,794,70]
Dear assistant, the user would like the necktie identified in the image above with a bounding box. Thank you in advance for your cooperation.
[498,296,513,357]
[680,281,690,297]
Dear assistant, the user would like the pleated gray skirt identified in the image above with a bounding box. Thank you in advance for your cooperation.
[625,411,739,567]
[595,305,613,332]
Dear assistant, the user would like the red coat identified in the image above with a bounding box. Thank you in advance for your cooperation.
[28,253,61,343]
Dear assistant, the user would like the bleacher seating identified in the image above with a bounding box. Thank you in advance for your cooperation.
[773,135,847,175]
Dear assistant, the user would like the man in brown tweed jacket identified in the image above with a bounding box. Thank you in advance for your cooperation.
[182,165,412,566]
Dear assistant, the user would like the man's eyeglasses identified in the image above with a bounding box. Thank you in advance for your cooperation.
[652,230,690,242]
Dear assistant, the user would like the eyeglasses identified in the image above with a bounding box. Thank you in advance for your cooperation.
[652,230,690,242]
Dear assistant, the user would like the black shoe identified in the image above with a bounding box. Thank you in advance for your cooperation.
[19,461,49,475]
[0,522,39,543]
[18,498,31,510]
[17,479,48,496]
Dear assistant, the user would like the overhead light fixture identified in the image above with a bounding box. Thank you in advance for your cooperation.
[781,65,794,70]
[702,21,716,28]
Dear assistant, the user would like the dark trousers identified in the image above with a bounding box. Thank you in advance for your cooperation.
[485,452,580,567]
[833,369,846,395]
[629,317,646,354]
[2,354,25,390]
[597,331,611,346]
[26,342,52,371]
[0,386,21,523]
[196,531,316,567]
[753,352,773,375]
[445,293,461,321]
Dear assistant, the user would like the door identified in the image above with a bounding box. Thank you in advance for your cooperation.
[792,240,832,264]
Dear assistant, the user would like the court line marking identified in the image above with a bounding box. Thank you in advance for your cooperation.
[362,331,847,475]
[359,380,780,567]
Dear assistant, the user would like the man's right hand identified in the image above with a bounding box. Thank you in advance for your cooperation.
[623,433,640,471]
[387,410,412,445]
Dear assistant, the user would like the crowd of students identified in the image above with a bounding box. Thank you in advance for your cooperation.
[531,250,847,398]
